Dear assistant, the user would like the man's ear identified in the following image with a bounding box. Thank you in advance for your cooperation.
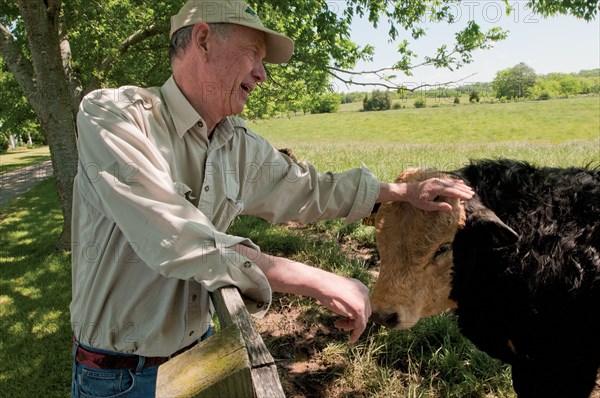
[192,22,210,54]
[464,200,519,248]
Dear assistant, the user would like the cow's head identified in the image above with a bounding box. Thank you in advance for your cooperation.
[370,167,518,329]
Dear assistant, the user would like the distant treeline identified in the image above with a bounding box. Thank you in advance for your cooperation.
[340,67,600,104]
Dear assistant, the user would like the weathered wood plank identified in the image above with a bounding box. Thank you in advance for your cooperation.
[157,287,285,397]
[211,286,275,368]
[251,365,286,398]
[211,287,286,398]
[156,325,253,398]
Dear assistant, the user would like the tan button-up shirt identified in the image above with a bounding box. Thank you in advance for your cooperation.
[70,76,380,356]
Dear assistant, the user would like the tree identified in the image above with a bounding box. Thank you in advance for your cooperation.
[0,1,597,247]
[492,62,538,100]
[310,92,341,114]
[0,60,41,142]
[363,90,391,111]
[0,1,178,248]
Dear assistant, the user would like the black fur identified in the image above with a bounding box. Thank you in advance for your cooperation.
[450,159,600,398]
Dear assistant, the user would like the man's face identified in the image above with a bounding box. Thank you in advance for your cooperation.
[203,24,267,119]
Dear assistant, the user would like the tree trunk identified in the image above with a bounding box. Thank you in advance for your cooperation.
[2,2,166,250]
[16,0,78,249]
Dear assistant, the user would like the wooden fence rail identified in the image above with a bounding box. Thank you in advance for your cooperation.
[156,286,285,397]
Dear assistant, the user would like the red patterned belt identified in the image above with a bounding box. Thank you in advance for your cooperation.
[75,341,197,370]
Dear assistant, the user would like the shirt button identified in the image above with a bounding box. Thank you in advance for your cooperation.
[192,295,197,302]
[243,261,252,268]
[204,186,210,192]
[189,331,194,336]
[197,120,204,127]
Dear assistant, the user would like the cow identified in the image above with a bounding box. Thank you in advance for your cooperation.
[369,159,600,398]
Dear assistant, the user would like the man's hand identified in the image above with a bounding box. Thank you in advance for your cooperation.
[313,275,371,344]
[379,178,474,212]
[406,178,474,211]
[234,245,372,344]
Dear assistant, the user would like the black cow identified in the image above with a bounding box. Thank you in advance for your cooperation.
[370,159,600,397]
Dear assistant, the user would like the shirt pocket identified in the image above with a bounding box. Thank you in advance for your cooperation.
[173,181,196,204]
[215,197,244,232]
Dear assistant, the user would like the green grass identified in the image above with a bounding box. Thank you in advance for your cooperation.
[0,178,71,398]
[0,147,51,174]
[250,96,599,181]
[251,96,599,144]
[1,96,598,397]
[230,217,515,397]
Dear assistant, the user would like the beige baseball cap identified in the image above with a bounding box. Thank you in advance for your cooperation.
[170,0,294,64]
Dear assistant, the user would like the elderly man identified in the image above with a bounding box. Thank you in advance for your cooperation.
[70,1,474,396]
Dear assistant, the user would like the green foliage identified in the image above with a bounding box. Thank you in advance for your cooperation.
[0,132,8,153]
[414,98,426,108]
[549,72,593,96]
[526,0,599,21]
[340,92,366,104]
[0,60,40,138]
[528,69,599,99]
[578,68,600,78]
[310,92,341,114]
[454,95,460,104]
[493,62,537,100]
[60,0,178,90]
[1,0,597,126]
[469,91,481,103]
[363,90,392,111]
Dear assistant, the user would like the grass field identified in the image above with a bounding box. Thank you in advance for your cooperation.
[0,147,51,175]
[0,96,598,397]
[249,96,599,181]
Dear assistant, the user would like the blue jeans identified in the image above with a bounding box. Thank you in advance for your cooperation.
[72,328,212,398]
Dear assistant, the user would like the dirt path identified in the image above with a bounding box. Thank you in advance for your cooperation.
[0,160,53,207]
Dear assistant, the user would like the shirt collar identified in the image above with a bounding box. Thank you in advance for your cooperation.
[161,75,205,139]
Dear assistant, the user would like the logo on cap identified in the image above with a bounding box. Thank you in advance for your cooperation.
[245,6,257,17]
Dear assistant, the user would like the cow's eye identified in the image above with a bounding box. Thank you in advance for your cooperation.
[434,243,452,258]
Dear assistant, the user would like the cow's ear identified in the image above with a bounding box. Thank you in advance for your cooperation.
[464,200,519,248]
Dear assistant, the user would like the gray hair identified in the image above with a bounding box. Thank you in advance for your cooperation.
[169,23,231,63]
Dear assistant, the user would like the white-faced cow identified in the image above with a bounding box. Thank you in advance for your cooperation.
[370,159,600,398]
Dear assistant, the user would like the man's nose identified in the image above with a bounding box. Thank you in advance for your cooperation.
[253,62,266,83]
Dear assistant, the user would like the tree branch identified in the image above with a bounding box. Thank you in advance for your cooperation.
[0,21,39,110]
[88,23,167,90]
[327,68,478,92]
[60,36,84,114]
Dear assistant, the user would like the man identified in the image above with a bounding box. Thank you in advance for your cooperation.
[70,1,474,396]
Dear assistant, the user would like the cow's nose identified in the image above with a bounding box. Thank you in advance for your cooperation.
[371,311,399,328]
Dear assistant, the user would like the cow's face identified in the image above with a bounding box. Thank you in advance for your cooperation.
[370,168,520,330]
[370,168,465,329]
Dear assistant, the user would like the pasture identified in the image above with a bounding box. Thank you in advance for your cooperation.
[249,96,599,181]
[1,96,598,397]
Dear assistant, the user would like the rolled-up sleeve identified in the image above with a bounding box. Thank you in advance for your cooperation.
[76,92,271,309]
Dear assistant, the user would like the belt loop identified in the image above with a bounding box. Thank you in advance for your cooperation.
[72,337,80,359]
[135,355,145,374]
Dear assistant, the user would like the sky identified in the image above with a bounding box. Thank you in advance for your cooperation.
[331,1,600,92]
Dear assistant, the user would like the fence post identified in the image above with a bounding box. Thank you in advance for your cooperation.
[156,286,285,397]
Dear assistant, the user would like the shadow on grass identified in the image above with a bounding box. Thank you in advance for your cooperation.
[0,178,72,398]
[15,154,51,162]
[0,155,51,175]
